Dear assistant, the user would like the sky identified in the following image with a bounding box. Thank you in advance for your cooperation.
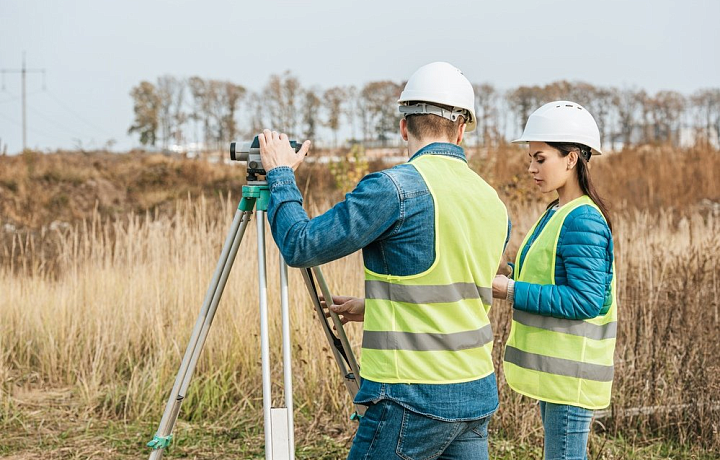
[1,0,718,154]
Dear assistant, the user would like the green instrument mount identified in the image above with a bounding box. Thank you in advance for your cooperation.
[239,183,270,212]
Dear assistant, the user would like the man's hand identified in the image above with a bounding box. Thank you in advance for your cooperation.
[258,129,311,172]
[320,295,366,324]
[492,274,510,299]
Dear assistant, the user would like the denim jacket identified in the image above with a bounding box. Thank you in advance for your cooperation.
[266,143,509,420]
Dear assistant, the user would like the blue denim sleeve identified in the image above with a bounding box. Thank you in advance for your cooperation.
[512,206,612,320]
[265,166,401,268]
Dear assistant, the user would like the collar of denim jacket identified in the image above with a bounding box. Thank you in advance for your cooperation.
[408,142,467,163]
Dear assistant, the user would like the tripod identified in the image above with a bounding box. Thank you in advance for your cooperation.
[147,181,363,460]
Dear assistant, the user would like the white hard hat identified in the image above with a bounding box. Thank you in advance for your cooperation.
[398,62,477,132]
[512,101,602,155]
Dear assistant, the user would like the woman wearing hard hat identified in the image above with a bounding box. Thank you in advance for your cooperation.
[492,101,617,460]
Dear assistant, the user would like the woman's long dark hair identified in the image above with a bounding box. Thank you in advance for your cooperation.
[546,142,613,232]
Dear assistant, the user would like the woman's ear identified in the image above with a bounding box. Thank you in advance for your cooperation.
[567,150,579,170]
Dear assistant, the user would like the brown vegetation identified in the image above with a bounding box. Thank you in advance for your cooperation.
[1,145,719,457]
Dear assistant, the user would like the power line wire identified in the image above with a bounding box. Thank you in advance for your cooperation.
[0,90,20,104]
[0,111,21,126]
[26,103,90,138]
[45,89,116,138]
[0,90,45,105]
[0,111,66,143]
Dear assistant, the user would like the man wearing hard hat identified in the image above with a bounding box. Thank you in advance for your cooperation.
[259,62,509,459]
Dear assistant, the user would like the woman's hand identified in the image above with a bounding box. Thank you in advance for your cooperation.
[320,295,366,324]
[492,275,510,299]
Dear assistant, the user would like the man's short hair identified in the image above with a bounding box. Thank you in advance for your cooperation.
[405,102,466,141]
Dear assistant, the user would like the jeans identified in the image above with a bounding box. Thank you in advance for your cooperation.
[347,399,492,460]
[540,401,593,460]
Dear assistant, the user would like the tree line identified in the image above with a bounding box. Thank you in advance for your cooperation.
[128,72,720,152]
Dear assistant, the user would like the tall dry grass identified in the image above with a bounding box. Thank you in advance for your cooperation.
[492,209,720,448]
[1,146,719,451]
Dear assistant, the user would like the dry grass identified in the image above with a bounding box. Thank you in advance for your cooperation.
[1,145,719,457]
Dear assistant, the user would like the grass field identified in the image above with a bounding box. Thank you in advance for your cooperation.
[1,145,718,458]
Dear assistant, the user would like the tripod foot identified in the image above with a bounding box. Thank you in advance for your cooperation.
[147,434,173,449]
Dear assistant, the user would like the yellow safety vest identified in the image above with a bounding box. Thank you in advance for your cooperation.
[361,154,508,384]
[504,195,617,409]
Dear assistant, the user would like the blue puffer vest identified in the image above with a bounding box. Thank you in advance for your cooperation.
[512,204,614,320]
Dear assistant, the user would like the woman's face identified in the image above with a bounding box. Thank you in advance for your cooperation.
[527,141,576,194]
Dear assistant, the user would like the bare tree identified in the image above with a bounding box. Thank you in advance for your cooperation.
[344,85,359,142]
[543,80,580,104]
[214,80,246,146]
[691,88,720,147]
[302,87,322,140]
[157,75,175,149]
[634,90,655,144]
[361,80,402,145]
[356,86,373,143]
[323,86,347,147]
[584,86,616,151]
[188,76,211,152]
[246,91,266,137]
[649,90,685,145]
[474,83,499,147]
[156,75,187,149]
[185,78,246,151]
[263,71,303,136]
[506,85,544,135]
[171,78,187,146]
[128,81,160,147]
[613,87,642,148]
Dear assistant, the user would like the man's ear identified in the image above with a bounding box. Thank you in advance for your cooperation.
[456,123,467,145]
[400,118,409,141]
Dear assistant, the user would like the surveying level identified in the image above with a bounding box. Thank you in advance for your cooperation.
[229,135,303,179]
[147,138,361,460]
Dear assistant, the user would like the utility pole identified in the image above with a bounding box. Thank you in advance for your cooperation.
[1,52,46,152]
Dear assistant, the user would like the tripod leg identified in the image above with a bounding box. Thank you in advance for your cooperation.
[300,269,352,377]
[258,212,294,459]
[256,210,275,459]
[311,267,362,388]
[279,255,295,456]
[148,209,252,460]
[300,268,364,416]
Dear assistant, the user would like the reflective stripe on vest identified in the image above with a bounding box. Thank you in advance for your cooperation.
[361,154,508,384]
[366,280,494,306]
[363,324,494,352]
[505,346,614,382]
[503,195,617,409]
[513,311,617,341]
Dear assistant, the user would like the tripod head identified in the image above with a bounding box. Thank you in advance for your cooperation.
[230,135,302,182]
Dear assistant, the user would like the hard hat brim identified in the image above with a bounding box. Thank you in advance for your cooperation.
[512,136,603,156]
